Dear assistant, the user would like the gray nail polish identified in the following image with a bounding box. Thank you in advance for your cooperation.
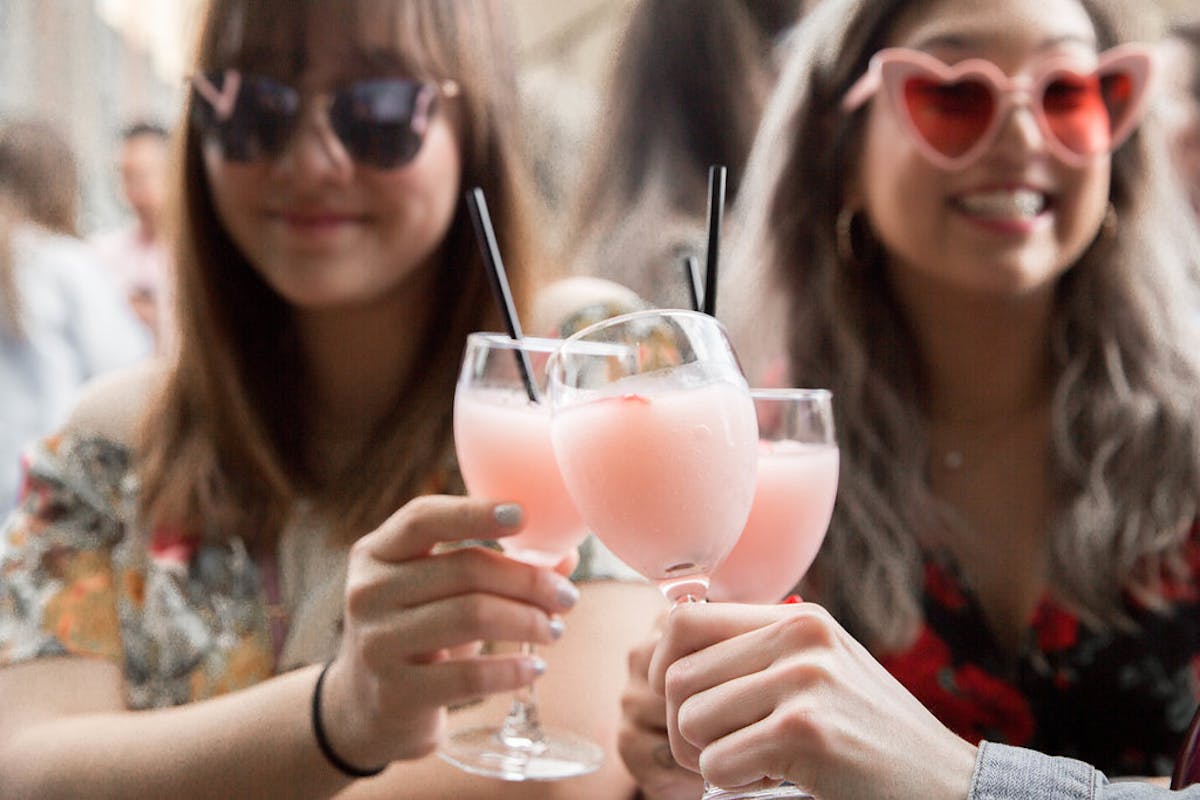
[555,577,580,609]
[529,657,547,677]
[548,616,565,640]
[494,503,522,527]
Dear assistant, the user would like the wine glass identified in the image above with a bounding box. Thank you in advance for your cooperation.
[549,309,801,800]
[547,309,758,605]
[439,333,604,781]
[708,389,839,604]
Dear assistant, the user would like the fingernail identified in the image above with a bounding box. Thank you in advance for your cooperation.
[529,656,547,677]
[548,615,565,640]
[555,577,580,609]
[493,503,522,527]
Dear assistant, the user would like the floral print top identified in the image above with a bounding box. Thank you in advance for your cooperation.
[877,523,1200,778]
[0,434,631,710]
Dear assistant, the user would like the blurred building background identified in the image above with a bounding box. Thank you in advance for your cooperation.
[0,0,199,232]
[0,0,1192,235]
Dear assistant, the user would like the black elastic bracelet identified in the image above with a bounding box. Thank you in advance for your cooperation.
[311,662,386,779]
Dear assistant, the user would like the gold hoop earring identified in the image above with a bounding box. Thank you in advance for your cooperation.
[836,207,860,263]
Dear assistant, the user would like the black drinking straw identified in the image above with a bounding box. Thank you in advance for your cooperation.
[465,187,539,403]
[702,165,726,317]
[683,255,704,312]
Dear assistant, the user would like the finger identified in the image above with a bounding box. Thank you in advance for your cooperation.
[553,548,580,578]
[618,720,704,800]
[649,602,788,693]
[622,680,670,730]
[628,631,660,683]
[675,667,788,753]
[650,603,827,696]
[697,709,817,792]
[359,495,525,563]
[663,684,703,773]
[402,652,547,710]
[347,544,578,618]
[386,593,566,658]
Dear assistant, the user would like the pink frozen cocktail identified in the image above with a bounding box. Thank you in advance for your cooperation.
[455,386,587,566]
[551,376,758,587]
[708,389,839,604]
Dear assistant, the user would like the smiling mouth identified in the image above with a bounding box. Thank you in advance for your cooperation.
[952,189,1050,220]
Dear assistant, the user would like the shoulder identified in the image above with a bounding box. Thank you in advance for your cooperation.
[62,359,167,447]
[530,276,650,338]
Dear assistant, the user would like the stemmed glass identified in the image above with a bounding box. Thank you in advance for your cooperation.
[439,333,604,781]
[708,389,839,604]
[548,309,777,799]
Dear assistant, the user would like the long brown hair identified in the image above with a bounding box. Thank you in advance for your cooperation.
[726,0,1200,650]
[138,0,539,545]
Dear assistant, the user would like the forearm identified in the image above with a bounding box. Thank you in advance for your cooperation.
[0,664,353,800]
[970,742,1200,800]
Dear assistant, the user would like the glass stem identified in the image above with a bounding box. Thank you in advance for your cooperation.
[498,641,547,753]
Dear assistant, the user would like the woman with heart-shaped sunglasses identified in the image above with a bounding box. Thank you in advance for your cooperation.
[622,0,1200,798]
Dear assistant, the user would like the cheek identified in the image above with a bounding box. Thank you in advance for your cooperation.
[1058,164,1111,247]
[381,123,462,242]
[859,118,943,253]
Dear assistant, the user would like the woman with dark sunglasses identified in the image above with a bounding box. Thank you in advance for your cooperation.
[0,1,658,797]
[620,0,1200,798]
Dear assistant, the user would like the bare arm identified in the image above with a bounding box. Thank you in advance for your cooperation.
[0,658,348,799]
[0,496,593,798]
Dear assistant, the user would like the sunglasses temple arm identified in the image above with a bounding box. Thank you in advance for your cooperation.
[842,68,880,112]
[192,69,242,121]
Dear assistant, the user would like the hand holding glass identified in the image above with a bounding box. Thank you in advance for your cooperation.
[440,333,603,781]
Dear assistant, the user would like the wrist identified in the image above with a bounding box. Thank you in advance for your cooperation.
[311,662,387,779]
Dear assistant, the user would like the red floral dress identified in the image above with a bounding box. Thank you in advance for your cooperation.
[878,522,1200,778]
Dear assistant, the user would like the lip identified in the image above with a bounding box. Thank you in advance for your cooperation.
[266,209,368,243]
[273,210,366,228]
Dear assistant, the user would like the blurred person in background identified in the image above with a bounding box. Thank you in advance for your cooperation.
[563,0,803,310]
[91,122,175,351]
[0,119,150,514]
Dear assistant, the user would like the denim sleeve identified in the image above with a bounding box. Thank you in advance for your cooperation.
[970,741,1200,800]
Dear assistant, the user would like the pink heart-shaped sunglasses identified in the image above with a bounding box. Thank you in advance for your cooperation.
[842,44,1155,170]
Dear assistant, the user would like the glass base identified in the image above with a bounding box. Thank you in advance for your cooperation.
[439,725,604,781]
[703,781,813,799]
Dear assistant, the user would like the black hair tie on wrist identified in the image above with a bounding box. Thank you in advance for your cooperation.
[311,662,387,779]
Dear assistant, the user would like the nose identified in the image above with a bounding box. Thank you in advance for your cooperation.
[989,95,1049,161]
[273,100,354,182]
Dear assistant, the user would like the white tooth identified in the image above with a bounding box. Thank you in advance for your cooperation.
[958,190,1045,219]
